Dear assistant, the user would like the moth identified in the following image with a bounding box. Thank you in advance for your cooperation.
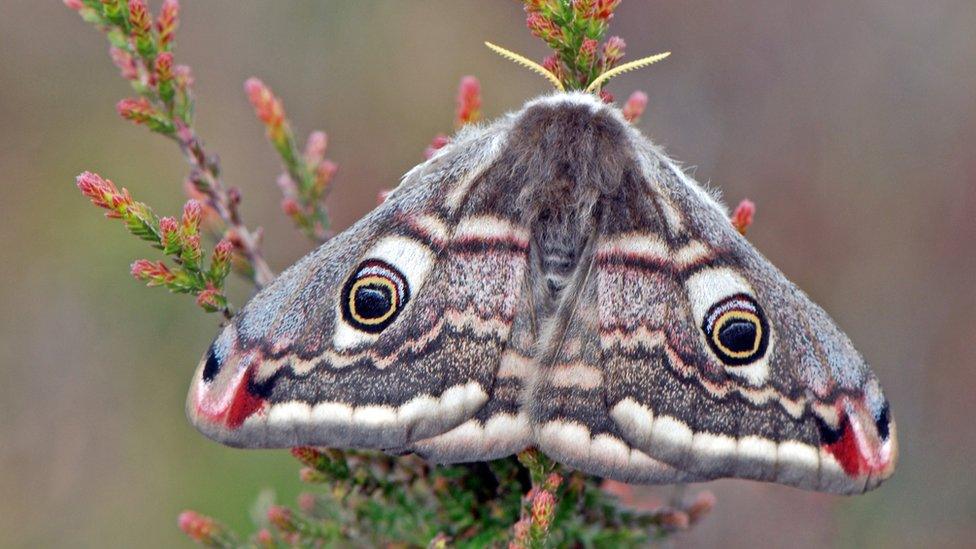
[187,55,897,495]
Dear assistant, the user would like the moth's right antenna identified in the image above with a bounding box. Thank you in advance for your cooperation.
[484,41,565,91]
[584,52,671,94]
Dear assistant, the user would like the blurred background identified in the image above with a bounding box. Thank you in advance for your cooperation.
[1,1,974,546]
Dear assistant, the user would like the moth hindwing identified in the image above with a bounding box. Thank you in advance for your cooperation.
[188,92,897,495]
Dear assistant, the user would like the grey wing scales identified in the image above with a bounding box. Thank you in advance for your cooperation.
[186,124,535,458]
[594,139,897,494]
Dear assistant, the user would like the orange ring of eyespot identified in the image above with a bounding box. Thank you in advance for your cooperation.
[347,275,399,325]
[710,310,763,359]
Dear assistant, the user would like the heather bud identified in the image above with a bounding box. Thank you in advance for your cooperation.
[424,134,450,159]
[131,259,176,286]
[116,97,174,134]
[602,36,626,68]
[181,200,202,234]
[455,76,482,126]
[281,197,301,217]
[303,131,328,166]
[526,13,563,46]
[109,47,139,81]
[128,0,155,58]
[244,77,287,143]
[195,284,226,313]
[157,0,180,48]
[267,506,295,532]
[731,199,756,235]
[155,52,175,103]
[530,490,556,530]
[579,38,599,70]
[622,90,648,123]
[686,490,717,524]
[594,0,622,20]
[177,510,223,544]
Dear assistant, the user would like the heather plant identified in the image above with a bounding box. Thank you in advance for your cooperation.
[65,1,728,546]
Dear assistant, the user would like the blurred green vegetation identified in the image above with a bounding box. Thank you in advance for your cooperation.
[2,1,975,547]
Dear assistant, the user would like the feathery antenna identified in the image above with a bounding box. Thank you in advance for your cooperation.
[484,42,565,91]
[585,52,671,93]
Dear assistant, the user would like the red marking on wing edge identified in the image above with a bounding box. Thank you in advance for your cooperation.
[224,368,266,429]
[824,418,865,476]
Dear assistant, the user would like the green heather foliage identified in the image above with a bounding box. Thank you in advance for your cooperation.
[65,0,714,545]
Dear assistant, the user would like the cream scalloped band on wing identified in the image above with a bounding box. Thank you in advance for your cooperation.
[187,92,897,494]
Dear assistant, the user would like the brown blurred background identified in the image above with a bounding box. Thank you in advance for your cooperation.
[2,1,974,547]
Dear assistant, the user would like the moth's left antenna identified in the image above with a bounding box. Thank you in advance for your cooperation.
[484,41,565,91]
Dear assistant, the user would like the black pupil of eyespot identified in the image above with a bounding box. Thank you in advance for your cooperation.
[354,284,393,319]
[718,320,757,353]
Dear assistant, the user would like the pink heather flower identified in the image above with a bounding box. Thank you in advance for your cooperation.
[281,197,302,217]
[159,216,179,245]
[602,36,626,68]
[212,238,234,265]
[579,38,599,69]
[455,76,482,126]
[290,446,322,466]
[594,0,622,20]
[255,528,274,547]
[116,97,156,125]
[109,47,139,81]
[177,510,220,543]
[544,472,563,491]
[424,134,450,159]
[659,509,690,530]
[267,505,294,532]
[244,77,286,140]
[542,54,559,73]
[572,0,596,19]
[541,54,564,83]
[277,173,298,195]
[128,0,152,38]
[686,490,717,524]
[181,179,220,227]
[297,493,317,513]
[526,13,563,44]
[181,200,202,234]
[174,64,194,88]
[195,283,223,311]
[731,199,756,235]
[303,131,328,166]
[530,490,556,529]
[183,233,202,263]
[315,160,338,187]
[63,0,84,10]
[299,466,324,483]
[622,90,648,123]
[131,259,176,286]
[157,0,180,47]
[599,89,614,103]
[511,517,531,545]
[76,171,133,218]
[155,52,174,84]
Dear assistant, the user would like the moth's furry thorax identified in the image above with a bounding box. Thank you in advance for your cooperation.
[473,93,642,301]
